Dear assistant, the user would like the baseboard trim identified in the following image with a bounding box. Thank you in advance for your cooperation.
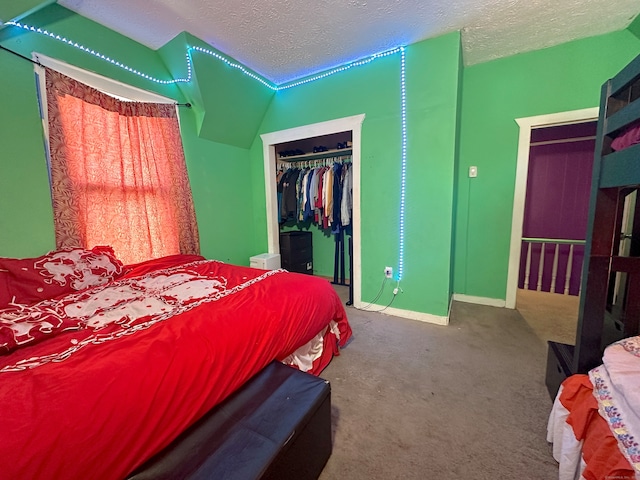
[452,294,506,308]
[356,303,449,326]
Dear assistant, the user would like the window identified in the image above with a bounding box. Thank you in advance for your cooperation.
[36,58,199,264]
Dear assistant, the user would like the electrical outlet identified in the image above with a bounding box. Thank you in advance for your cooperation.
[384,266,393,278]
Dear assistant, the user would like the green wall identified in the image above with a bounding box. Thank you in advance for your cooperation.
[454,29,640,301]
[0,4,263,264]
[0,0,54,23]
[251,33,462,316]
[2,1,639,318]
[157,32,275,150]
[628,14,640,40]
[0,47,54,255]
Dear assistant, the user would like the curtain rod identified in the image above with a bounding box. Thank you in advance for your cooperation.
[0,44,40,65]
[0,44,192,108]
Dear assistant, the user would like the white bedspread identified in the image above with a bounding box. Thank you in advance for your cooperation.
[589,336,640,477]
[547,385,587,480]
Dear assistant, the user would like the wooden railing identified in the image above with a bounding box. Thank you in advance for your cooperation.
[521,237,586,296]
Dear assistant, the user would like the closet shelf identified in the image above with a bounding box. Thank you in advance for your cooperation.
[278,148,352,162]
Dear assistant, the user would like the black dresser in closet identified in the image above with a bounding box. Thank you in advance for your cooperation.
[280,231,313,275]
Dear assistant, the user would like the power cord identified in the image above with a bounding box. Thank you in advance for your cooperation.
[354,279,402,313]
[358,276,387,310]
[367,280,403,312]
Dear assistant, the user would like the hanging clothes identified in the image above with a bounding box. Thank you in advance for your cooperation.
[276,169,284,224]
[306,168,319,221]
[324,167,334,229]
[341,163,353,226]
[331,162,343,234]
[303,168,315,221]
[314,166,327,224]
[279,167,301,222]
[296,168,306,221]
[276,157,352,232]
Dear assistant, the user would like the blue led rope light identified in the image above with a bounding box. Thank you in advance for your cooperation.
[189,46,277,90]
[277,47,403,90]
[398,47,407,282]
[6,20,408,283]
[6,21,193,84]
[6,21,402,92]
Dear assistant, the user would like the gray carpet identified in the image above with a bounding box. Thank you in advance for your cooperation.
[319,288,559,479]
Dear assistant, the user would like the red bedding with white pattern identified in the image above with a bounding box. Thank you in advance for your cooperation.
[547,336,640,480]
[0,256,351,480]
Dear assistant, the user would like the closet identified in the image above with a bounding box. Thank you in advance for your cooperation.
[275,131,353,292]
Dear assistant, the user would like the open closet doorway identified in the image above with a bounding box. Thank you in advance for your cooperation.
[261,114,365,306]
[506,108,599,345]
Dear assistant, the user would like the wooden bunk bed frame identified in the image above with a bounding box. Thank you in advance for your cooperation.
[546,52,640,398]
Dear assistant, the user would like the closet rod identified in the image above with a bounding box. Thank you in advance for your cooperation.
[279,148,352,163]
[0,44,192,108]
[281,156,351,169]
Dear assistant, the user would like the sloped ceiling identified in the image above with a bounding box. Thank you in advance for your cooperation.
[37,0,640,84]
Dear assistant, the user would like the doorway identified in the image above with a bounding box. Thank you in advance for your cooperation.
[507,108,599,344]
[261,114,365,306]
[519,121,596,293]
[276,131,353,283]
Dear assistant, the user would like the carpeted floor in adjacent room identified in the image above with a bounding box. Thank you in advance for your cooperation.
[319,286,560,480]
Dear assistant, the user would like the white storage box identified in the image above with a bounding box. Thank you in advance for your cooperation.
[249,253,281,270]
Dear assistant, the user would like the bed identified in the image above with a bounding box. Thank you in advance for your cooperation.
[0,246,352,479]
[546,51,640,480]
[548,338,639,480]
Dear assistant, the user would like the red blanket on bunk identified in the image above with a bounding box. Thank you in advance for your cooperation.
[0,256,351,480]
[560,374,634,480]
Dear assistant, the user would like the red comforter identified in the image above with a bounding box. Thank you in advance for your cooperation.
[0,257,351,479]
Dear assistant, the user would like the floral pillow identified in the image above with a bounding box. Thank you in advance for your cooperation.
[0,246,124,309]
[0,302,85,355]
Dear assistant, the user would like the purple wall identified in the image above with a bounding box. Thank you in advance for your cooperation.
[518,122,596,295]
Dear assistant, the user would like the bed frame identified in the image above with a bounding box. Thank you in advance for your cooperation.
[546,52,640,399]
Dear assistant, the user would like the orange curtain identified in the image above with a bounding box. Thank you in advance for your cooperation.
[44,68,200,264]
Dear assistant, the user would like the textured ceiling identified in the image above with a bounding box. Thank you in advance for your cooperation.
[57,0,639,84]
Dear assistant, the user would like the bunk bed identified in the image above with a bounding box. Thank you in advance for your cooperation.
[546,52,640,480]
[0,248,352,480]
